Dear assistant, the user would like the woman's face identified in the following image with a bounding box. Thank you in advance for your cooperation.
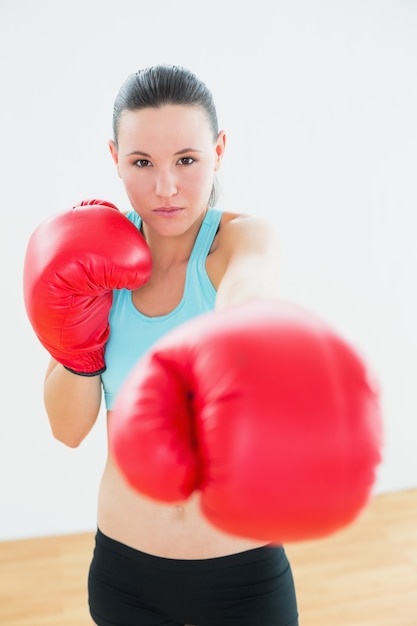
[109,104,226,237]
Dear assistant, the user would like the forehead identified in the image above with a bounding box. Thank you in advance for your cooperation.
[117,104,212,148]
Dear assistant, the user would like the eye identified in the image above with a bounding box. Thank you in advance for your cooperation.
[135,159,152,168]
[178,157,195,166]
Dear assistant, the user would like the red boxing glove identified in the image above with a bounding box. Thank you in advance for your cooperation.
[23,200,152,376]
[109,300,383,543]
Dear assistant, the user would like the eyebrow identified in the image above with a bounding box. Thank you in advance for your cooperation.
[126,148,204,157]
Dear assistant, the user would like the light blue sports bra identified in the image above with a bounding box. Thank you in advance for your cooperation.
[102,207,223,410]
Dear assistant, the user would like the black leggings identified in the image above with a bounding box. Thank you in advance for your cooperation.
[88,529,299,626]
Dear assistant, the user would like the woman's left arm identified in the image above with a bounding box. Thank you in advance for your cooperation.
[214,214,280,311]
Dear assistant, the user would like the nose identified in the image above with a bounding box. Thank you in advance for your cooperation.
[154,167,178,198]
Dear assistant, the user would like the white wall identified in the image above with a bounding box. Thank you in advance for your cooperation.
[1,0,416,541]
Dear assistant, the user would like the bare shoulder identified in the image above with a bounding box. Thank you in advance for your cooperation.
[207,211,279,289]
[219,210,269,228]
[216,211,279,253]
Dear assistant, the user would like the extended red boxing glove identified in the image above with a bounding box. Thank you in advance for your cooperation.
[109,300,383,543]
[23,200,152,375]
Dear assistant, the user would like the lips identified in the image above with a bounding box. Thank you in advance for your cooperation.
[153,207,184,217]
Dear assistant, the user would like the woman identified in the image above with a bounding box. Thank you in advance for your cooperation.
[41,65,299,625]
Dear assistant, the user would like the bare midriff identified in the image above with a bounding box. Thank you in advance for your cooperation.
[97,414,267,559]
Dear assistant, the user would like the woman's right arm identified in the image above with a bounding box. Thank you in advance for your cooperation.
[24,204,152,448]
[44,358,102,448]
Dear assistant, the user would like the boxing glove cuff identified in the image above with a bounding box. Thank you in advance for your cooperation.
[63,365,106,377]
[61,346,107,377]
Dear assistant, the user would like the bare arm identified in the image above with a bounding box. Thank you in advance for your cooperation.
[214,214,280,311]
[44,358,102,448]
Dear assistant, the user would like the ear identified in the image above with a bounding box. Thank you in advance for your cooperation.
[214,130,226,171]
[109,140,121,176]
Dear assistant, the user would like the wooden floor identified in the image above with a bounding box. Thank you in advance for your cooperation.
[1,489,416,625]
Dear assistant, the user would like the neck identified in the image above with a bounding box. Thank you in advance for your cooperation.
[141,210,207,269]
